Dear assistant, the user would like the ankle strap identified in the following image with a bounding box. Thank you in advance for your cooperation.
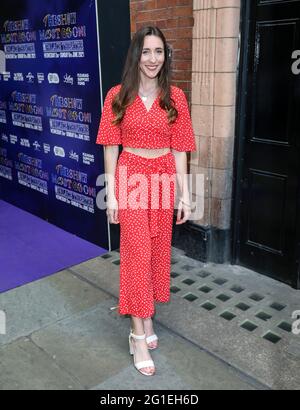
[130,331,146,340]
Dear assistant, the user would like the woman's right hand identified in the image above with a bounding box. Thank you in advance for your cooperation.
[106,195,119,224]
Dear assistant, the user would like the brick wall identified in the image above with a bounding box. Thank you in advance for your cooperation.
[130,0,194,102]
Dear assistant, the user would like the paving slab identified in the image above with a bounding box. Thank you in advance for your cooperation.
[0,269,111,346]
[0,337,83,390]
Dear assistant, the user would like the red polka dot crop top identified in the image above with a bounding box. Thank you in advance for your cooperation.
[96,84,196,152]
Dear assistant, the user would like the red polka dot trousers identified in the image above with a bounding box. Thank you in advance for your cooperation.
[115,150,176,318]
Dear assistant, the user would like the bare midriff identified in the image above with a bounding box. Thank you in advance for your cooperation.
[123,147,171,158]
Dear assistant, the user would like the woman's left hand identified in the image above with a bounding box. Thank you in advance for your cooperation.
[176,200,192,225]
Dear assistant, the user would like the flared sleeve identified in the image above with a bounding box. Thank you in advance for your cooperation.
[96,85,122,145]
[170,87,196,152]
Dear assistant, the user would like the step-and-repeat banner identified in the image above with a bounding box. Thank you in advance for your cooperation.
[0,0,109,248]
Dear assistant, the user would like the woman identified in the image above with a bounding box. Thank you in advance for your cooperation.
[96,26,196,376]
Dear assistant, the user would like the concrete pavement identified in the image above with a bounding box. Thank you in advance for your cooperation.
[0,247,299,390]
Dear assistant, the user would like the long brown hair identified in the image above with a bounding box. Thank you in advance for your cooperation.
[112,26,178,125]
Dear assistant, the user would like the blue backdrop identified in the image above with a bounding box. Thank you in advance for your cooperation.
[0,0,111,248]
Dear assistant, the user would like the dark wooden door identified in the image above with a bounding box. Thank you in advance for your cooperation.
[233,0,300,288]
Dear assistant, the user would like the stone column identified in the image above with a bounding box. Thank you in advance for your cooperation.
[191,0,241,261]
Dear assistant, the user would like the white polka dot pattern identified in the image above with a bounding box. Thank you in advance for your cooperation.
[114,150,176,318]
[96,84,196,318]
[96,85,196,152]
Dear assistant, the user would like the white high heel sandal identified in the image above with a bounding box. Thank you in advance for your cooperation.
[129,330,155,376]
[146,334,158,350]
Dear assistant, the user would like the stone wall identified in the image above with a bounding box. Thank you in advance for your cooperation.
[191,0,240,244]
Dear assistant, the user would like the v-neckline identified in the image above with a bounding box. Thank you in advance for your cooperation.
[137,93,160,114]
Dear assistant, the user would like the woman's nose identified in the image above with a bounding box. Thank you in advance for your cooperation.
[149,52,157,62]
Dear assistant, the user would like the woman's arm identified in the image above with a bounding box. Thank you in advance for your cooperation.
[104,145,120,224]
[171,149,192,225]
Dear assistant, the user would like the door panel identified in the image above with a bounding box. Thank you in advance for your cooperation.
[234,0,300,288]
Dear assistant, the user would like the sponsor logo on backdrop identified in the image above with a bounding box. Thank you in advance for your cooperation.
[64,73,74,85]
[54,146,65,157]
[37,73,45,84]
[33,141,41,151]
[9,134,18,144]
[43,143,51,154]
[82,152,94,165]
[77,73,89,86]
[1,133,8,142]
[48,73,60,84]
[26,72,34,83]
[3,72,11,81]
[69,150,79,162]
[20,138,30,148]
[14,73,24,82]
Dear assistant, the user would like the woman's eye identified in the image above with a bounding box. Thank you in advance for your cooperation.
[142,50,163,55]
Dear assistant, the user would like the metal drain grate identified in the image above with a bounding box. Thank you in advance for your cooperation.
[249,293,265,302]
[182,278,196,286]
[184,293,198,302]
[263,332,281,344]
[270,302,286,311]
[182,264,195,271]
[241,321,258,332]
[255,312,272,321]
[170,267,293,345]
[196,271,211,279]
[231,285,245,293]
[170,286,181,294]
[199,285,213,294]
[201,302,216,311]
[217,294,231,302]
[107,251,294,347]
[235,302,251,311]
[213,278,228,286]
[277,322,292,332]
[220,311,236,321]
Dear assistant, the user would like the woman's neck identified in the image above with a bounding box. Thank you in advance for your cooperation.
[139,76,158,92]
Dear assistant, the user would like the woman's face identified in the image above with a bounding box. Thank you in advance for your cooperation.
[139,35,165,80]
